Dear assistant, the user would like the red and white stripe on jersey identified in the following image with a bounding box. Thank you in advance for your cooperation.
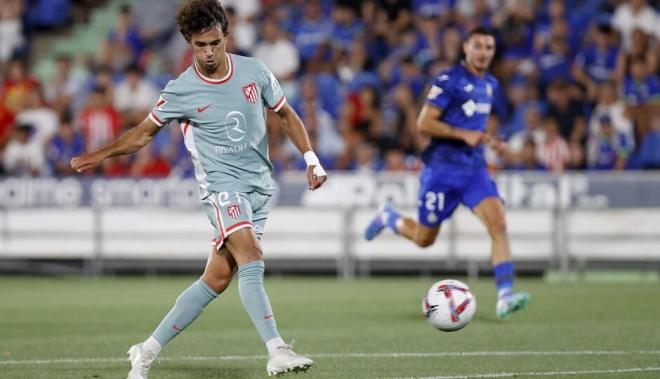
[269,95,286,112]
[148,111,165,127]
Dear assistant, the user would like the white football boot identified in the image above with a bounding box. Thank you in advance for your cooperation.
[266,342,314,376]
[127,343,157,379]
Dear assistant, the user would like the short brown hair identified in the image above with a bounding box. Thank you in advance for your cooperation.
[176,0,229,42]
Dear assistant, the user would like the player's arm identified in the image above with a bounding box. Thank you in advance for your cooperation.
[71,117,160,173]
[416,104,486,147]
[276,103,327,190]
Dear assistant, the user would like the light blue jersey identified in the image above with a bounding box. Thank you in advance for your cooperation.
[149,53,286,197]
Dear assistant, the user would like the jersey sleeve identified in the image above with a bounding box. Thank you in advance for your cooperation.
[256,59,287,112]
[148,81,185,127]
[426,73,454,110]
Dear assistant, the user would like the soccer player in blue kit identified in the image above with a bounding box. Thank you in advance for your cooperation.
[365,27,530,319]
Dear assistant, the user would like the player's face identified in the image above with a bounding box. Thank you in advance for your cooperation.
[190,25,227,73]
[463,34,496,72]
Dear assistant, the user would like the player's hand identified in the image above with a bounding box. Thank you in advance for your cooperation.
[71,152,105,173]
[486,136,508,156]
[461,130,487,147]
[306,165,327,191]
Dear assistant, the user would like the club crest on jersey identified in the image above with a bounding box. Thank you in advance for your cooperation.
[227,204,241,219]
[242,82,258,104]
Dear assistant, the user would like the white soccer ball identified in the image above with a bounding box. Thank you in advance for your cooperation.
[422,279,476,332]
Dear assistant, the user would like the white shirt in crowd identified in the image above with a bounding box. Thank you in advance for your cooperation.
[612,2,659,50]
[113,79,159,112]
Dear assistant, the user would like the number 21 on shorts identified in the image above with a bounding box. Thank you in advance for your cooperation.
[425,191,445,211]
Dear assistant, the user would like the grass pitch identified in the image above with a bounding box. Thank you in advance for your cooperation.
[1,276,659,378]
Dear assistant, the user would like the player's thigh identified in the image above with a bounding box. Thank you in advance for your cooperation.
[202,246,237,293]
[417,170,461,229]
[247,191,272,240]
[224,227,264,266]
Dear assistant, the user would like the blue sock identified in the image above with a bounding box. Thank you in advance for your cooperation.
[493,261,515,298]
[238,260,280,343]
[384,208,401,234]
[152,278,218,346]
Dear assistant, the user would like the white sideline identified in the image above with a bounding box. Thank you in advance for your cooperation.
[404,367,660,379]
[1,350,659,366]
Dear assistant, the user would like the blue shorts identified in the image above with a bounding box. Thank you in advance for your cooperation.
[417,165,500,227]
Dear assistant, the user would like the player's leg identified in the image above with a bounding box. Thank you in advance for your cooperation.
[466,170,530,318]
[127,247,234,379]
[221,191,312,375]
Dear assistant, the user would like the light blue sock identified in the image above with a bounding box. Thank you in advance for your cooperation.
[238,260,280,343]
[152,278,218,346]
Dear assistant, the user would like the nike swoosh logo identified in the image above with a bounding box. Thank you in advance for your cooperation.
[264,314,273,320]
[197,104,212,113]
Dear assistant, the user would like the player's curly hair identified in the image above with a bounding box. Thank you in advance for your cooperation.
[176,0,229,42]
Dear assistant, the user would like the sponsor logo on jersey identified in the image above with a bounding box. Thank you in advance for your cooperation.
[461,100,491,117]
[225,111,247,142]
[242,82,258,104]
[227,204,241,219]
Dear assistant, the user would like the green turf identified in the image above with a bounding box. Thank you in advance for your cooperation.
[1,276,659,378]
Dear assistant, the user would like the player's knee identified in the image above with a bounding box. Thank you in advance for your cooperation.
[202,274,232,294]
[415,235,436,248]
[487,217,507,237]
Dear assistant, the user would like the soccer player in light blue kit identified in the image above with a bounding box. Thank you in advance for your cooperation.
[365,27,530,319]
[71,1,326,377]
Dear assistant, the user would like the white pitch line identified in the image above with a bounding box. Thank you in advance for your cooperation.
[404,367,660,379]
[1,350,659,366]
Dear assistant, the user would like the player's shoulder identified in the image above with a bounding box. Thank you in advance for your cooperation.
[161,67,196,94]
[231,53,267,71]
[432,65,467,86]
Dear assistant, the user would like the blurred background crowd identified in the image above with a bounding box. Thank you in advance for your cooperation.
[0,0,658,178]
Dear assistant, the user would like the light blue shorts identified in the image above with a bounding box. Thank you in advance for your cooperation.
[202,190,271,250]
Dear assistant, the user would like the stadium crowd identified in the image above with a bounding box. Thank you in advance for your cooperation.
[0,0,659,178]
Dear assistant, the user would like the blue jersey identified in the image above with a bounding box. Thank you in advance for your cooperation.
[421,63,499,169]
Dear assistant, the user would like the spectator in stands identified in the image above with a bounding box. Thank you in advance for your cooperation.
[79,86,120,153]
[586,115,632,170]
[339,85,383,167]
[0,102,16,153]
[130,144,171,178]
[293,0,333,67]
[98,5,144,72]
[132,0,178,49]
[382,146,416,171]
[624,57,660,140]
[533,33,573,92]
[588,81,635,147]
[612,0,658,51]
[113,63,159,129]
[2,123,46,176]
[637,118,660,169]
[491,0,536,78]
[221,0,261,53]
[573,22,624,100]
[624,29,657,76]
[536,117,570,172]
[76,65,115,114]
[508,105,545,163]
[47,116,84,176]
[15,87,59,147]
[381,83,422,154]
[349,141,381,172]
[0,0,26,63]
[1,58,41,114]
[506,138,547,171]
[45,54,85,119]
[545,79,586,144]
[253,16,300,99]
